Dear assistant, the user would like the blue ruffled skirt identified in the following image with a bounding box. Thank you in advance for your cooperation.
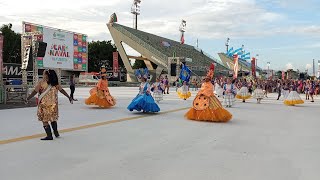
[127,94,160,112]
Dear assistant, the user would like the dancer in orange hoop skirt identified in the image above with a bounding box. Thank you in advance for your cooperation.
[85,66,116,108]
[185,63,232,122]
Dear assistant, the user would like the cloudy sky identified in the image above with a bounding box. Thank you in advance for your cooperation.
[1,0,320,72]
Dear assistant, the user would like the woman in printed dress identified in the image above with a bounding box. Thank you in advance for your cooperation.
[127,69,160,113]
[85,66,116,108]
[26,69,73,140]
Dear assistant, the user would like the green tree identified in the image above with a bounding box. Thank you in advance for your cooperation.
[88,40,124,72]
[0,23,21,64]
[132,60,146,69]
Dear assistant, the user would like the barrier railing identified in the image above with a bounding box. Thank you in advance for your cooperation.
[4,85,28,104]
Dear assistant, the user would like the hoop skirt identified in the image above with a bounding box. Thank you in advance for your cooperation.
[185,94,232,122]
[236,87,251,100]
[253,88,264,99]
[85,87,116,108]
[127,94,160,112]
[284,91,304,106]
[177,88,191,100]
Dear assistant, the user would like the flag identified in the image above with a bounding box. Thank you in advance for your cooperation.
[251,57,256,77]
[180,33,185,44]
[233,54,239,79]
[179,64,191,82]
[282,71,285,80]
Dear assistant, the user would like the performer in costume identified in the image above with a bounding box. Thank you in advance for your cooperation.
[236,79,251,102]
[177,81,191,100]
[284,83,304,106]
[177,64,192,100]
[85,66,116,108]
[282,83,290,99]
[151,78,164,103]
[214,79,224,97]
[185,63,232,122]
[253,82,264,104]
[26,69,73,140]
[223,78,236,107]
[127,69,160,113]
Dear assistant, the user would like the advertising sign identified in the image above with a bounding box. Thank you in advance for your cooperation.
[233,54,239,79]
[113,52,119,77]
[23,22,88,71]
[0,34,3,76]
[251,57,256,77]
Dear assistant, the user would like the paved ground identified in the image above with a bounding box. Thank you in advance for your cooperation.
[0,87,319,180]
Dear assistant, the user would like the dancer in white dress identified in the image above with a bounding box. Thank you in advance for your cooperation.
[151,78,164,103]
[236,79,251,102]
[223,78,236,107]
[253,83,264,104]
[284,84,304,106]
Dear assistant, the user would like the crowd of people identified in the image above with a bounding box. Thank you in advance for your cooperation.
[24,65,319,141]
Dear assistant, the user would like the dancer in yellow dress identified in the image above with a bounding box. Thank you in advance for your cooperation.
[85,66,116,108]
[177,64,192,100]
[185,63,232,122]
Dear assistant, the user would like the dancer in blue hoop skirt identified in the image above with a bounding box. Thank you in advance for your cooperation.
[127,69,160,113]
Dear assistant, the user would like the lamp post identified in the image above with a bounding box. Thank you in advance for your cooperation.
[241,45,244,76]
[267,62,270,78]
[131,0,141,29]
[225,38,230,53]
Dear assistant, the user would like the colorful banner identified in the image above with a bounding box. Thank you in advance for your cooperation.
[233,54,239,79]
[23,22,87,71]
[113,52,119,77]
[251,57,256,77]
[0,34,3,76]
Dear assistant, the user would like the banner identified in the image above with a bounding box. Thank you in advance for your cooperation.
[251,57,256,77]
[113,52,119,77]
[282,71,285,80]
[23,22,87,71]
[233,54,239,79]
[0,34,3,76]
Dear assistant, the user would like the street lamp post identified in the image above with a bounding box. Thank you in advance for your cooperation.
[225,38,230,53]
[241,45,244,77]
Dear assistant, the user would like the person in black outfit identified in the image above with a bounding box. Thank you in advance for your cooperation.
[70,74,78,101]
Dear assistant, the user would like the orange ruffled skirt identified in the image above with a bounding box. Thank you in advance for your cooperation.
[185,95,232,122]
[85,88,116,108]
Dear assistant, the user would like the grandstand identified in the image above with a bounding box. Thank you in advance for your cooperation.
[218,53,262,74]
[107,22,230,82]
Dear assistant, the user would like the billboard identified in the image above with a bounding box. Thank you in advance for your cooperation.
[113,52,119,77]
[23,22,88,71]
[0,34,3,76]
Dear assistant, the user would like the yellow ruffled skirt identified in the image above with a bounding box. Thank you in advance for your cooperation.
[185,95,232,122]
[236,87,251,100]
[284,91,304,106]
[85,88,116,108]
[177,91,191,100]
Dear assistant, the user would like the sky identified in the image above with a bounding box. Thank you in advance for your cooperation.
[1,0,320,73]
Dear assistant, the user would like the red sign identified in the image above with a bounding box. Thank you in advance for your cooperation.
[0,34,3,75]
[113,52,119,77]
[251,57,256,77]
[233,54,239,79]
